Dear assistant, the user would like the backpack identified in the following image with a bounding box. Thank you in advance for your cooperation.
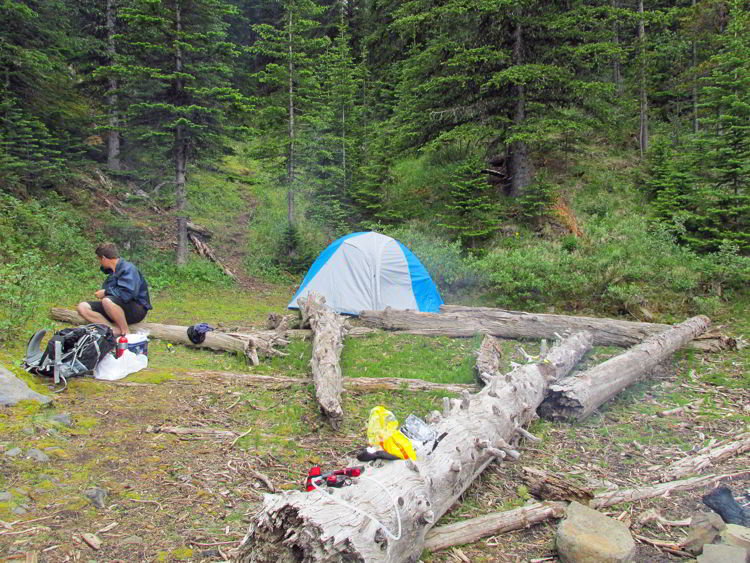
[23,324,116,388]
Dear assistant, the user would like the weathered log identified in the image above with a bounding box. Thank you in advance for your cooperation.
[235,331,593,563]
[194,370,474,394]
[358,306,731,351]
[149,425,236,438]
[538,315,711,421]
[188,233,237,281]
[521,466,594,503]
[475,334,503,386]
[424,471,750,552]
[186,220,213,239]
[660,432,750,482]
[50,308,288,365]
[298,293,348,430]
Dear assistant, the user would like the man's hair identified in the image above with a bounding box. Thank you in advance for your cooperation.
[95,242,119,259]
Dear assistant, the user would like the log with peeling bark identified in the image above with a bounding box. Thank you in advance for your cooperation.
[298,292,348,430]
[475,334,503,385]
[357,306,732,351]
[424,470,750,552]
[538,315,711,421]
[235,331,593,563]
[659,432,750,482]
[186,220,213,239]
[188,232,237,281]
[521,466,594,503]
[50,308,288,365]
[194,370,474,394]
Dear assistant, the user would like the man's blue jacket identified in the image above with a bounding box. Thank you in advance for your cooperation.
[101,259,152,310]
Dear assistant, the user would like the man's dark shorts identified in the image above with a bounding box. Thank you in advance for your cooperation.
[87,296,147,325]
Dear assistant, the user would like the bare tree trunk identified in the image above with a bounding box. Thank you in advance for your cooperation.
[612,0,622,96]
[692,0,699,134]
[358,306,732,351]
[287,10,296,226]
[235,332,593,563]
[174,0,188,265]
[298,292,348,430]
[638,0,649,157]
[106,0,120,171]
[539,316,710,421]
[507,10,532,197]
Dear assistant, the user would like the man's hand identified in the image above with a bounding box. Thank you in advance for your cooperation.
[95,289,106,299]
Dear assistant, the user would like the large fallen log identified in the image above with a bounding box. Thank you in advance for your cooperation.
[538,315,711,421]
[660,432,750,482]
[358,306,731,351]
[424,470,750,552]
[299,293,348,430]
[235,331,593,563]
[49,308,288,366]
[193,370,474,394]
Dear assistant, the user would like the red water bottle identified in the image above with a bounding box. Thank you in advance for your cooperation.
[116,335,128,358]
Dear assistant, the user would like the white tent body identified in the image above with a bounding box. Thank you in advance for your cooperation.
[288,232,443,315]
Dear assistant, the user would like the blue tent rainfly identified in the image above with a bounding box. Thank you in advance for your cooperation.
[288,232,444,315]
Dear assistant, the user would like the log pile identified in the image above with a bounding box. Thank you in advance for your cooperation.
[49,308,288,365]
[235,331,593,562]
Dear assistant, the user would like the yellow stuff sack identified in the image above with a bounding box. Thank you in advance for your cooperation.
[366,406,416,460]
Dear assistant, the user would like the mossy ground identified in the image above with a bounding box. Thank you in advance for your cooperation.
[1,286,748,562]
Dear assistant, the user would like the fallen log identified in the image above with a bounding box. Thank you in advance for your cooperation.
[187,220,213,239]
[193,371,474,394]
[660,432,750,482]
[424,470,750,552]
[521,466,594,504]
[235,331,593,563]
[188,233,237,281]
[358,306,731,351]
[299,292,348,430]
[49,308,288,366]
[538,315,711,421]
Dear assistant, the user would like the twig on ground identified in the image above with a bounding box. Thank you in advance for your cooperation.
[230,428,253,449]
[127,498,163,511]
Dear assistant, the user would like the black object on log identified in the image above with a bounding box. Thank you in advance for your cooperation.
[702,486,750,526]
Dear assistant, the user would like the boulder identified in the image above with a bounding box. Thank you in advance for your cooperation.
[722,524,750,553]
[683,511,727,554]
[698,544,749,563]
[556,501,636,563]
[0,366,51,406]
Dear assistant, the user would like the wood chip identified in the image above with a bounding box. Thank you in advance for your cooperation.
[80,532,101,550]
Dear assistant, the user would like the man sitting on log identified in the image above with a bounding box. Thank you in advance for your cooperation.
[76,242,152,336]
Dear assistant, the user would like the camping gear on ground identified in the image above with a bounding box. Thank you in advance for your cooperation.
[116,335,128,358]
[400,414,436,443]
[93,349,148,381]
[355,446,401,462]
[125,333,149,356]
[23,324,116,389]
[288,232,444,315]
[187,323,214,344]
[367,406,416,461]
[305,466,364,491]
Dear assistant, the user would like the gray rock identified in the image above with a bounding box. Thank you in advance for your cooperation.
[4,447,21,457]
[556,501,636,563]
[84,487,108,509]
[0,491,11,501]
[684,511,727,554]
[22,426,35,435]
[50,413,73,426]
[11,506,27,515]
[0,365,52,406]
[121,535,144,545]
[698,544,749,563]
[26,448,50,462]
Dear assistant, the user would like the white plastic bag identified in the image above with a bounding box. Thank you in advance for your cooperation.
[94,350,148,381]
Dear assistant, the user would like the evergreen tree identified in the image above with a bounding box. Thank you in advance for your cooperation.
[116,0,251,263]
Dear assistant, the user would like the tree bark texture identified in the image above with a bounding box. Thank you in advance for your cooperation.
[358,306,731,351]
[475,334,503,385]
[538,315,711,422]
[105,0,120,171]
[194,370,474,394]
[424,471,748,552]
[298,293,348,430]
[507,10,532,197]
[50,308,289,365]
[235,331,593,563]
[174,1,188,265]
[638,0,649,157]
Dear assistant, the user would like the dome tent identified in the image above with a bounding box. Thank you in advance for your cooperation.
[288,232,443,315]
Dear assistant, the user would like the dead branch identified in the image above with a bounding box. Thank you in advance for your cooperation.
[188,233,237,281]
[660,432,750,482]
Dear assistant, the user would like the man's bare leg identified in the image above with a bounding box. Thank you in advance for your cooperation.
[77,302,114,328]
[101,298,129,337]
